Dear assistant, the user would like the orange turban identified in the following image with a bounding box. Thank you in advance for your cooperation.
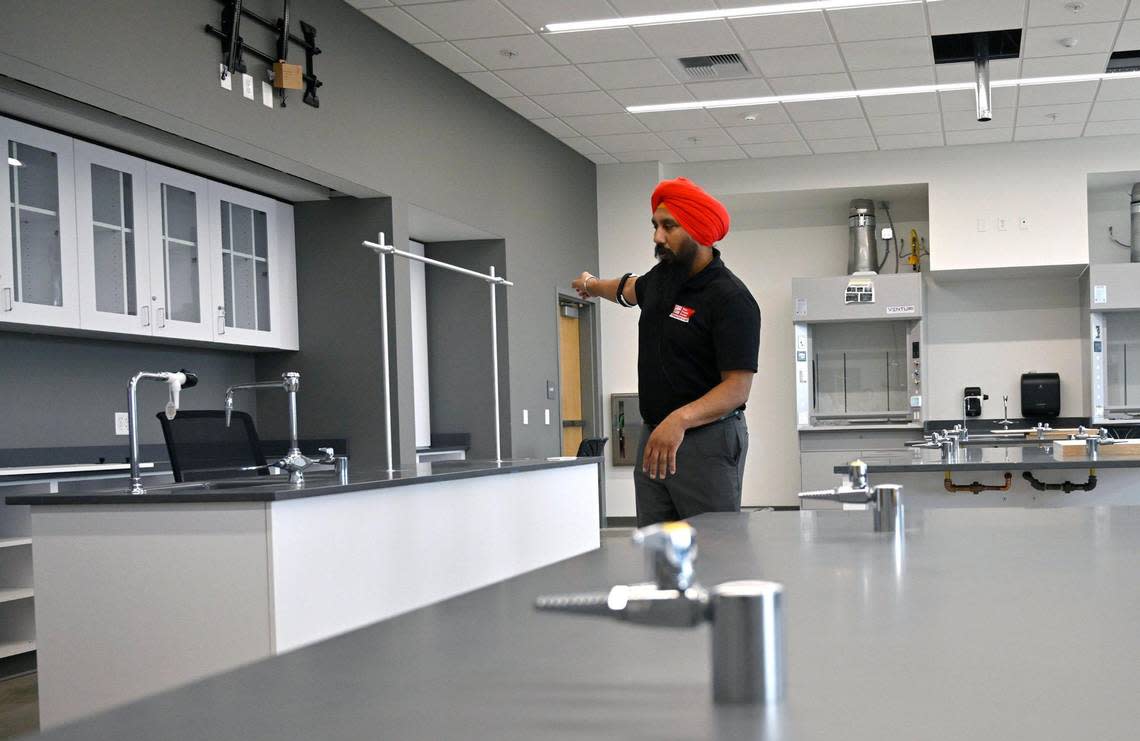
[651,177,730,247]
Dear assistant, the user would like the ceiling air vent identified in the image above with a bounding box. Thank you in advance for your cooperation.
[1107,50,1140,73]
[673,53,751,81]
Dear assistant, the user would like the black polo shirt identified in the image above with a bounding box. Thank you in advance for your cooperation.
[634,249,761,426]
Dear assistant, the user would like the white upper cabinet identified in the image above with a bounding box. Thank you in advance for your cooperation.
[74,142,152,335]
[0,117,79,328]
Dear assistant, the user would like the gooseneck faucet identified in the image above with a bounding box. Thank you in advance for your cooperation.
[128,370,198,495]
[535,522,786,705]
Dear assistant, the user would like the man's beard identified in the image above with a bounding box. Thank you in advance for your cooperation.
[652,240,699,313]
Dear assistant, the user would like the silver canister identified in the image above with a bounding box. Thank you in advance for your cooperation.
[710,580,785,705]
[847,199,878,274]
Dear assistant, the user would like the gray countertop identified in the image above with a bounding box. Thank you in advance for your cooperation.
[28,507,1140,740]
[834,443,1140,473]
[5,457,599,506]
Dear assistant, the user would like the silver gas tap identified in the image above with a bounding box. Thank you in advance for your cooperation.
[535,522,785,705]
[798,460,905,533]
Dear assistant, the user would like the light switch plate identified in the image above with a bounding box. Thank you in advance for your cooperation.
[546,381,556,400]
[261,81,273,108]
[115,412,129,436]
[522,409,529,425]
[242,73,255,100]
[545,409,551,425]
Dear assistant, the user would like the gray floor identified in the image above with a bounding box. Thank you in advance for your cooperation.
[0,674,38,739]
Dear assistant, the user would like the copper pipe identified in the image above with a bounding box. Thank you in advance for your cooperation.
[944,471,1013,494]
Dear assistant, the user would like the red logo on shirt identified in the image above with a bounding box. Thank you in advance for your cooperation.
[670,304,696,323]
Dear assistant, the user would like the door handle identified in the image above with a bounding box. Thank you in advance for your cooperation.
[1,287,11,312]
[217,305,226,335]
[156,307,166,328]
[141,306,150,327]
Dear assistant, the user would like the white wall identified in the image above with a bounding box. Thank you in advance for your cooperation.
[597,134,1140,515]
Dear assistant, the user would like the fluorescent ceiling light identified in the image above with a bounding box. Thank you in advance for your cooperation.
[542,0,939,34]
[626,70,1140,114]
[7,157,22,167]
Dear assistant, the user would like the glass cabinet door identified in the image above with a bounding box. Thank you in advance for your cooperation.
[0,117,78,327]
[145,163,212,341]
[75,142,152,334]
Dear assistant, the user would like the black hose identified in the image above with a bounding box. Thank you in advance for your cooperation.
[879,202,897,273]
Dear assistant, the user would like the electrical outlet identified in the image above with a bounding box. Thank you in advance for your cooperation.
[522,409,529,425]
[241,72,255,100]
[997,217,1007,232]
[114,412,129,436]
[544,409,551,425]
[261,81,273,108]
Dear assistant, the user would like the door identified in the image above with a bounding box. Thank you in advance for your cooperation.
[0,117,79,328]
[558,301,584,457]
[74,142,152,335]
[145,163,212,341]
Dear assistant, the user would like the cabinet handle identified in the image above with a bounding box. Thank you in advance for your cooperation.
[1,287,11,312]
[141,306,150,327]
[217,305,226,335]
[156,307,166,328]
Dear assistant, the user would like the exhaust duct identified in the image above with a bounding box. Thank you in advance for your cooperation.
[848,199,878,275]
[1131,184,1140,263]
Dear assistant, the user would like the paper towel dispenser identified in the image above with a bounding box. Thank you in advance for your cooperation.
[1021,372,1060,419]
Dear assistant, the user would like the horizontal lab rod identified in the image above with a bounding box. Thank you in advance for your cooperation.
[363,241,513,286]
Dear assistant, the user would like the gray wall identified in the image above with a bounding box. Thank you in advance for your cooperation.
[0,332,254,450]
[0,0,599,461]
[424,241,510,460]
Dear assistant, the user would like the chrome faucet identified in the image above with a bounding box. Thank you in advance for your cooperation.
[535,522,785,705]
[798,460,905,533]
[128,369,198,495]
[997,395,1013,431]
[225,372,324,485]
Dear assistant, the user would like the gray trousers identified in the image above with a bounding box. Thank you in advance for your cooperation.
[633,416,748,527]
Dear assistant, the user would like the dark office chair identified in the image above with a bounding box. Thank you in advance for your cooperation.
[156,410,269,483]
[575,437,608,458]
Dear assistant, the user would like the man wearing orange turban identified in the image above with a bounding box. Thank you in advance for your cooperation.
[572,177,760,526]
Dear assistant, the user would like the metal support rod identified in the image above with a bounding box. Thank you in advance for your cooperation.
[364,241,514,285]
[490,266,502,463]
[378,234,394,474]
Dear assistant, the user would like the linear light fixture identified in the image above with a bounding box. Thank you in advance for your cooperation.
[542,0,940,34]
[625,70,1140,114]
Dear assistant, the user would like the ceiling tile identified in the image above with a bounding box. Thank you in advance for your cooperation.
[546,28,656,63]
[1016,80,1099,105]
[851,66,935,89]
[497,0,616,30]
[876,131,944,149]
[1084,118,1140,135]
[686,79,773,99]
[558,137,604,155]
[769,73,853,95]
[636,109,721,131]
[348,0,393,7]
[579,59,680,89]
[741,141,812,157]
[1131,0,1140,18]
[940,86,1019,110]
[614,149,686,163]
[610,85,694,106]
[727,123,803,143]
[1014,123,1086,140]
[657,128,737,147]
[497,96,552,118]
[936,58,1020,84]
[529,90,624,116]
[861,92,940,116]
[1016,101,1093,125]
[531,117,581,137]
[841,37,933,71]
[1029,0,1127,27]
[711,105,790,125]
[679,145,749,162]
[1020,53,1111,77]
[1116,19,1140,48]
[928,0,1026,35]
[785,98,865,121]
[1098,76,1140,99]
[798,117,873,139]
[414,42,484,73]
[589,132,669,151]
[363,7,442,43]
[945,128,1015,145]
[825,4,928,42]
[561,112,648,135]
[495,66,598,95]
[635,20,743,57]
[1023,23,1121,57]
[730,14,834,50]
[459,70,522,97]
[1090,97,1140,119]
[809,136,878,153]
[943,107,1017,130]
[587,153,619,164]
[750,45,845,78]
[403,0,530,40]
[453,35,567,69]
[870,112,942,134]
[612,0,716,13]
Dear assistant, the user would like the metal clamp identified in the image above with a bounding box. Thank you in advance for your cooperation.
[535,522,785,705]
[798,460,905,533]
[217,305,226,335]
